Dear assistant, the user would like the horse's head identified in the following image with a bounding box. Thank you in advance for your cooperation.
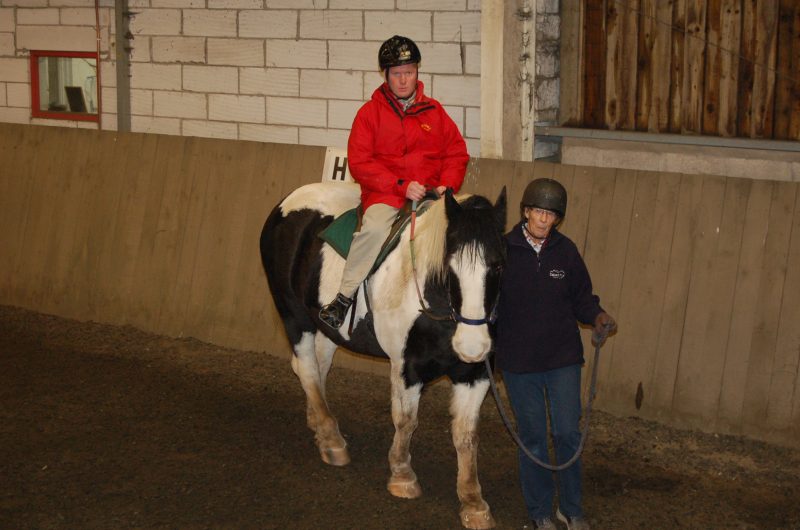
[443,187,507,363]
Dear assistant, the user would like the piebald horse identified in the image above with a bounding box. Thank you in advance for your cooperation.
[260,182,506,529]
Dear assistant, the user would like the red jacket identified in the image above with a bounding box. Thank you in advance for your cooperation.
[347,81,469,210]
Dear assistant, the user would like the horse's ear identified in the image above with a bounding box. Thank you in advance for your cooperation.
[444,188,461,220]
[493,186,507,230]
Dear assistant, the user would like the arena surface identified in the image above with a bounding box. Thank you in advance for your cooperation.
[1,305,798,529]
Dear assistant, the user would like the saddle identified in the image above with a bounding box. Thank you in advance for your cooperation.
[318,191,439,276]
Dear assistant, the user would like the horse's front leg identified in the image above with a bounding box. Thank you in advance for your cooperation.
[451,380,496,529]
[386,362,423,499]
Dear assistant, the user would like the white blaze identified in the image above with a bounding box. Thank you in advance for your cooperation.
[450,249,492,363]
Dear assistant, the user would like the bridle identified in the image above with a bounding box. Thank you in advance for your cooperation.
[409,199,499,326]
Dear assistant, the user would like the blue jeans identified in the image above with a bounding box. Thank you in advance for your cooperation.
[502,364,583,521]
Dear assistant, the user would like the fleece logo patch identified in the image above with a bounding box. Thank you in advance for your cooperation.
[421,123,431,131]
[549,269,565,280]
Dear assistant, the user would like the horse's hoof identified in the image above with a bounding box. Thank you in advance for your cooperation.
[460,507,495,529]
[320,445,350,466]
[387,477,422,499]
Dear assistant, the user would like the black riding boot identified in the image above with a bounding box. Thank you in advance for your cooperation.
[319,293,354,329]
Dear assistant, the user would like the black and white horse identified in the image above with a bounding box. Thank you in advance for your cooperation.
[259,182,506,529]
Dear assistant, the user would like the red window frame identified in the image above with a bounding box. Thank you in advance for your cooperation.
[30,50,99,123]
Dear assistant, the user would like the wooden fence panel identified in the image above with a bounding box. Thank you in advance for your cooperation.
[741,181,796,428]
[717,180,772,429]
[650,173,704,416]
[718,0,742,137]
[566,0,795,140]
[2,124,799,448]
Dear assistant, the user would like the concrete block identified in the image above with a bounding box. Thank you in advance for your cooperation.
[0,9,15,31]
[536,14,559,41]
[433,12,480,42]
[465,105,479,138]
[130,36,152,63]
[6,82,30,107]
[266,39,326,69]
[535,77,558,110]
[327,99,360,129]
[151,36,206,63]
[155,90,207,119]
[330,0,392,8]
[421,42,463,74]
[130,63,182,90]
[0,33,14,55]
[129,8,181,36]
[100,86,116,111]
[183,10,237,37]
[465,136,479,157]
[267,0,327,7]
[60,8,110,25]
[209,0,262,8]
[538,0,559,14]
[151,0,204,7]
[431,74,479,106]
[18,8,60,25]
[17,25,96,51]
[56,0,100,7]
[208,38,264,67]
[240,67,298,96]
[267,96,325,127]
[183,65,239,94]
[300,69,361,99]
[130,88,153,115]
[364,11,431,42]
[2,0,47,7]
[464,43,479,74]
[398,0,465,10]
[101,112,117,130]
[131,115,181,135]
[442,104,463,134]
[100,60,116,88]
[535,49,557,77]
[0,106,31,123]
[209,93,265,123]
[183,119,237,139]
[300,10,361,40]
[0,58,29,83]
[299,126,349,148]
[329,40,377,71]
[238,122,297,144]
[239,10,297,38]
[467,0,479,9]
[0,83,6,105]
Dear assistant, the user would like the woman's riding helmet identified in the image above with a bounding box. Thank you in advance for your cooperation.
[378,35,422,71]
[521,178,567,219]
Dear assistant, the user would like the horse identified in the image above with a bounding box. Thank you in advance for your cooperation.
[259,182,507,529]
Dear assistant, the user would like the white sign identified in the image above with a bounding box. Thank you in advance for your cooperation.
[321,147,353,183]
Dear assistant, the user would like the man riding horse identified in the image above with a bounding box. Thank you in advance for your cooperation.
[318,35,470,329]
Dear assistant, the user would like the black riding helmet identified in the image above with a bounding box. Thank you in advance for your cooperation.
[378,35,421,71]
[520,178,567,219]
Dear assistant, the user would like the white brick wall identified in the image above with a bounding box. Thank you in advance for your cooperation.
[0,0,485,154]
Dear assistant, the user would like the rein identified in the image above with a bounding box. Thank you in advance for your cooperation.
[409,199,495,325]
[485,327,610,470]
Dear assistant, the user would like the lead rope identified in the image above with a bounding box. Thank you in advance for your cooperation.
[485,327,610,471]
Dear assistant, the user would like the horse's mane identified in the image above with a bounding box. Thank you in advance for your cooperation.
[406,195,455,282]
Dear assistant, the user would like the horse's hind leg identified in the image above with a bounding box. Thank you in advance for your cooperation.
[451,381,496,529]
[387,364,423,499]
[290,331,350,466]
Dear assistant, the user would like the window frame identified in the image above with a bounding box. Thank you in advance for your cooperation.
[30,50,100,123]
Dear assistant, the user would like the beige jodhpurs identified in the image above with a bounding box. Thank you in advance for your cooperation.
[338,202,399,298]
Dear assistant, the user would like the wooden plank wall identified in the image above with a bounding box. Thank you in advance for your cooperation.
[1,123,798,449]
[561,0,800,141]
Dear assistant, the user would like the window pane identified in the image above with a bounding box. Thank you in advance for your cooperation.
[36,56,98,114]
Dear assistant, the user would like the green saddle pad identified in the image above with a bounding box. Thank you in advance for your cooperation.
[318,200,435,275]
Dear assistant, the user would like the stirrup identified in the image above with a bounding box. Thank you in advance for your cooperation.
[319,293,353,329]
